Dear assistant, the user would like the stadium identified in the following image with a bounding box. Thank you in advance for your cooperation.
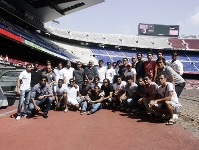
[0,0,199,149]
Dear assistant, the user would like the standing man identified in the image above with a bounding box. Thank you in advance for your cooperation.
[84,60,98,84]
[135,52,145,80]
[169,51,184,76]
[73,61,85,86]
[156,57,185,97]
[124,63,136,83]
[54,62,66,85]
[144,52,157,81]
[96,60,106,83]
[105,62,116,84]
[42,65,56,88]
[29,76,53,119]
[30,61,42,88]
[118,58,128,80]
[131,56,137,68]
[16,64,32,120]
[64,60,75,84]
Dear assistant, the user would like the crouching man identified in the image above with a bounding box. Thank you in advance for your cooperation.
[54,79,68,112]
[149,74,181,125]
[29,76,53,119]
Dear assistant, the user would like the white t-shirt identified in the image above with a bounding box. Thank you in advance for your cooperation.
[124,68,136,77]
[54,84,67,96]
[169,60,184,75]
[106,68,116,83]
[18,70,31,90]
[157,82,179,104]
[94,83,102,88]
[66,85,79,102]
[64,67,74,84]
[54,68,65,84]
[96,66,107,83]
[113,81,126,91]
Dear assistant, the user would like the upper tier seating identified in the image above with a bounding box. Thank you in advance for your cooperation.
[184,39,199,49]
[168,38,186,49]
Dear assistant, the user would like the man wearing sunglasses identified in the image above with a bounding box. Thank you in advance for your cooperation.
[138,74,158,114]
[29,76,53,119]
[169,51,183,76]
[65,78,80,110]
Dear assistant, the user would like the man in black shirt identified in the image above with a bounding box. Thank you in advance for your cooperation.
[135,52,145,80]
[101,78,113,107]
[30,61,42,88]
[118,58,128,80]
[82,85,104,115]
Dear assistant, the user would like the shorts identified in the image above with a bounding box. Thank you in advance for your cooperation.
[169,101,182,114]
[67,98,79,105]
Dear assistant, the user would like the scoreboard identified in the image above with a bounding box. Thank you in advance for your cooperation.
[138,23,179,37]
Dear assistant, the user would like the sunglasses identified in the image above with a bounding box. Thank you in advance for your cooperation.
[132,58,136,59]
[77,64,81,65]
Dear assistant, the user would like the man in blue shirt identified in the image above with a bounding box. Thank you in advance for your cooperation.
[29,76,53,119]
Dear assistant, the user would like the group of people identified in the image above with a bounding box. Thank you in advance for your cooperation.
[16,50,185,125]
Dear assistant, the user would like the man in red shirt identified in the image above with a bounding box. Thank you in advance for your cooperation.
[144,52,157,81]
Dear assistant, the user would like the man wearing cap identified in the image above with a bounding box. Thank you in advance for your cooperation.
[124,63,136,83]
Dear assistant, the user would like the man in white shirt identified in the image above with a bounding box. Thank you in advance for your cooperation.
[105,62,116,83]
[66,78,80,110]
[64,60,74,84]
[96,60,106,83]
[149,74,181,125]
[124,63,136,83]
[54,79,68,112]
[169,51,183,76]
[54,62,66,85]
[16,64,32,120]
[112,76,126,107]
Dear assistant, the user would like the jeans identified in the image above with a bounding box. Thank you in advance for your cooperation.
[124,95,139,109]
[17,89,31,116]
[175,82,185,97]
[29,97,53,115]
[82,101,101,113]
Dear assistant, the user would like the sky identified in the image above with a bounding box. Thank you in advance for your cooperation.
[45,0,199,36]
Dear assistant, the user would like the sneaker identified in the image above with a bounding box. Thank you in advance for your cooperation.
[16,116,21,120]
[87,111,92,115]
[63,109,68,113]
[43,114,48,119]
[80,110,85,115]
[22,114,27,118]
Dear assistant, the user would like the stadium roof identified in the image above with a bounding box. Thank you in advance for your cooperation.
[4,0,105,22]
